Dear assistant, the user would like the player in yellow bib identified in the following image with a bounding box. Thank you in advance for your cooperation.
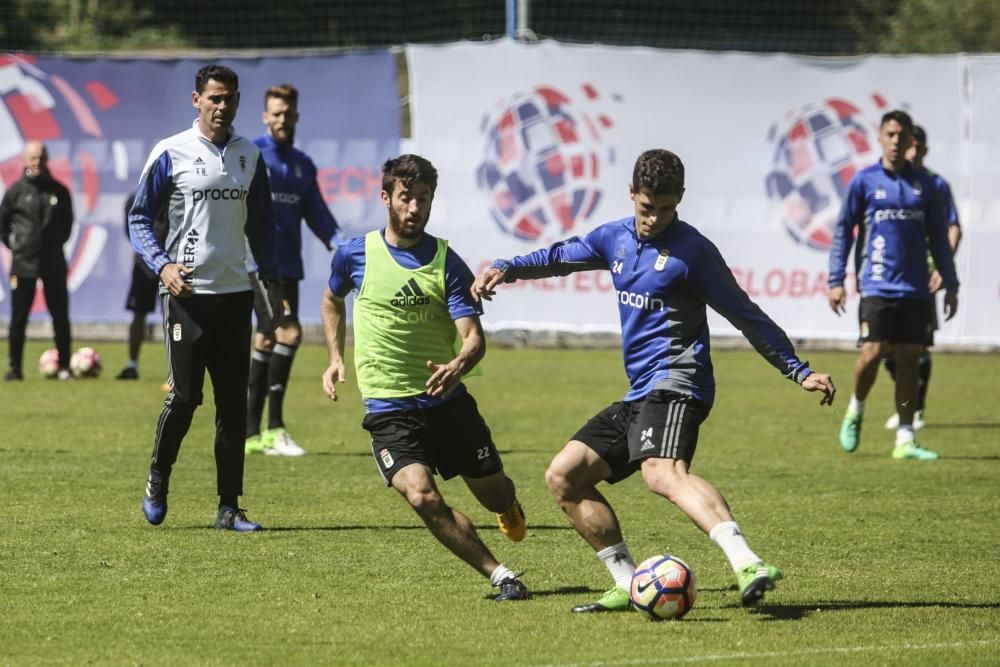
[321,154,529,602]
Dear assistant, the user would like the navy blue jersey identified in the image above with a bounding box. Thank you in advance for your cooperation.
[828,162,958,298]
[328,229,482,413]
[497,216,812,405]
[255,134,339,281]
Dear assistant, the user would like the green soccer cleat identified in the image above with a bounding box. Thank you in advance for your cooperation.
[736,562,783,606]
[245,434,265,454]
[570,586,632,613]
[892,440,939,461]
[839,411,862,453]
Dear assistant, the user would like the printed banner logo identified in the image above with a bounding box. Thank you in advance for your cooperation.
[765,95,888,251]
[476,84,618,244]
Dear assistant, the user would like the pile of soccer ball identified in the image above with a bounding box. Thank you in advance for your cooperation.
[630,554,697,621]
[38,347,103,379]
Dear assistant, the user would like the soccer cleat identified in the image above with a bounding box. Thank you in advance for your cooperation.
[839,412,861,453]
[142,471,169,525]
[496,500,526,542]
[737,562,783,606]
[885,411,925,430]
[3,368,23,381]
[494,576,530,602]
[245,434,265,454]
[56,369,74,381]
[262,428,306,457]
[116,366,139,380]
[214,506,263,532]
[571,586,632,613]
[892,440,939,461]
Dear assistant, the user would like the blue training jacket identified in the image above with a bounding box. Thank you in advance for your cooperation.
[495,216,812,405]
[255,134,339,281]
[828,161,958,298]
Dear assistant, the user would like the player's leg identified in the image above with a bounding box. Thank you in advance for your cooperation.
[41,273,72,377]
[882,352,900,429]
[206,291,262,530]
[546,402,636,612]
[366,406,527,601]
[143,294,208,525]
[119,267,156,379]
[889,298,938,460]
[633,391,779,606]
[245,330,272,453]
[841,297,889,452]
[4,275,35,379]
[261,282,305,456]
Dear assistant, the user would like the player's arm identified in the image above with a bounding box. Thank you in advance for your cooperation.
[426,315,484,398]
[693,241,835,405]
[302,161,339,250]
[827,178,864,315]
[320,286,347,401]
[0,188,12,249]
[52,184,74,245]
[130,150,190,295]
[472,233,607,301]
[925,180,960,320]
[245,153,278,283]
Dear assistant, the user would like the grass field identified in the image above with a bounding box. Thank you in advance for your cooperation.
[1,339,998,666]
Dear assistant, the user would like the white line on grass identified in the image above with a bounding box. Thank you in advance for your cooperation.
[532,639,1000,667]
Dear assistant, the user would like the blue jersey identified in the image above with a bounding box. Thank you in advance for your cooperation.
[496,216,812,405]
[255,134,339,281]
[328,229,482,413]
[828,161,958,298]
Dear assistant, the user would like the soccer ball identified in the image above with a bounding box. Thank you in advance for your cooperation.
[630,554,697,621]
[70,347,102,378]
[38,348,61,378]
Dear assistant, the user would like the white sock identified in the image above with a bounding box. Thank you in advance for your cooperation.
[896,425,915,446]
[709,521,760,572]
[596,542,636,589]
[848,394,865,415]
[126,360,138,370]
[490,564,516,586]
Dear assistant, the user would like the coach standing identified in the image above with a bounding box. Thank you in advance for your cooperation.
[1,141,74,381]
[129,64,279,531]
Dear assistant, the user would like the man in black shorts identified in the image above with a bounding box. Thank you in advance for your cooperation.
[117,192,167,381]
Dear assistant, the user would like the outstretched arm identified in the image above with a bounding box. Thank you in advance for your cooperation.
[320,287,347,401]
[425,315,484,398]
[801,372,836,406]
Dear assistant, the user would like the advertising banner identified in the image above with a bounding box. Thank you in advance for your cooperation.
[408,41,996,345]
[0,52,400,323]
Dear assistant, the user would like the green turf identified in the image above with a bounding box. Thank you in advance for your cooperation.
[1,340,998,666]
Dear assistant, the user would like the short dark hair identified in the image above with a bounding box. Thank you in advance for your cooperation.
[264,84,298,108]
[880,109,913,134]
[195,65,239,93]
[912,125,927,144]
[632,149,684,196]
[382,154,438,196]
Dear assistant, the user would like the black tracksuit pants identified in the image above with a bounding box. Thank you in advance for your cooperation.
[7,272,71,372]
[150,291,254,498]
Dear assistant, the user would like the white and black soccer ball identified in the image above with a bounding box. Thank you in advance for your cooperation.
[70,347,102,378]
[630,554,697,620]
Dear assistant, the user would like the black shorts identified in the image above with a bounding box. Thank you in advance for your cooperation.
[125,262,160,313]
[572,390,711,484]
[253,279,299,332]
[362,392,503,486]
[859,296,934,345]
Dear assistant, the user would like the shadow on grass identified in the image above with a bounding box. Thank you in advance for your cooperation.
[925,422,1000,430]
[754,599,1000,620]
[306,449,554,457]
[259,523,577,532]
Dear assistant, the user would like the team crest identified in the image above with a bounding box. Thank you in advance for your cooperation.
[379,448,394,468]
[654,248,670,271]
[912,181,923,196]
[860,321,869,338]
[172,323,182,341]
[874,188,887,200]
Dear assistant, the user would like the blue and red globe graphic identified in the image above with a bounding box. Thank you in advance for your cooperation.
[476,85,615,243]
[766,96,887,250]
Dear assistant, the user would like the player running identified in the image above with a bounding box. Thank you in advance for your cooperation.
[473,148,835,612]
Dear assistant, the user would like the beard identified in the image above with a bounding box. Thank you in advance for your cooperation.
[388,206,428,239]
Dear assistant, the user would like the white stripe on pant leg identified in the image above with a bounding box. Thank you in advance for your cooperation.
[659,399,679,458]
[670,402,687,459]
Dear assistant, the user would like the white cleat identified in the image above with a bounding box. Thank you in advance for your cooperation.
[263,428,306,457]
